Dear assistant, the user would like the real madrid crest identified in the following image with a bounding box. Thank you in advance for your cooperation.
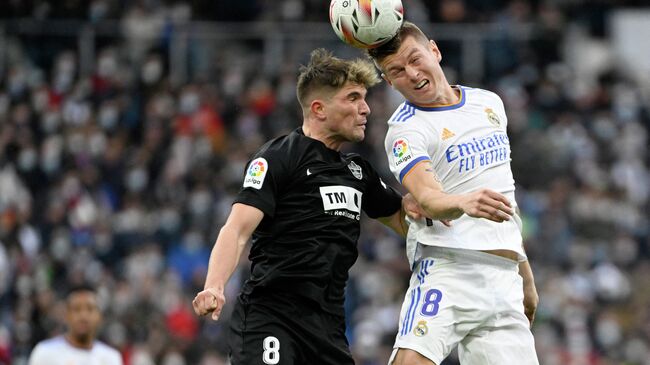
[414,320,428,337]
[484,107,501,127]
[348,161,363,180]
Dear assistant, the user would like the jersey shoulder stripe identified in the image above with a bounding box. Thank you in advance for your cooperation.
[390,103,409,122]
[391,103,416,123]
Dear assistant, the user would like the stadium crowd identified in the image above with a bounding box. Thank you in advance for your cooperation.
[0,0,649,364]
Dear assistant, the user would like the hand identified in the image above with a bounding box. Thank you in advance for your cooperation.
[402,193,427,220]
[192,287,225,321]
[523,283,539,327]
[458,189,514,223]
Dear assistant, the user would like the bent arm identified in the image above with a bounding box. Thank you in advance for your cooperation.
[401,161,513,222]
[377,205,408,237]
[377,193,425,237]
[193,203,264,320]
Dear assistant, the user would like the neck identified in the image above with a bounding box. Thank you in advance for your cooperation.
[65,333,94,350]
[302,123,342,151]
[420,85,460,108]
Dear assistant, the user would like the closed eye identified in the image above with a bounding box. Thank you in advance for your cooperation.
[389,68,404,77]
[347,91,365,101]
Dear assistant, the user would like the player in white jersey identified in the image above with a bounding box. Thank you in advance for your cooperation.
[28,285,123,365]
[367,22,539,365]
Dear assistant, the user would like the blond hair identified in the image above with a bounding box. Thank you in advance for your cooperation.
[296,48,380,109]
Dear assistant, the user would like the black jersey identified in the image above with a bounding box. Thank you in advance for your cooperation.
[234,128,402,316]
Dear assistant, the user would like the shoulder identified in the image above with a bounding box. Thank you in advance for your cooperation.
[386,106,427,138]
[255,133,292,158]
[95,341,122,362]
[29,337,68,363]
[463,86,504,105]
[388,102,418,124]
[255,129,311,161]
[246,131,300,176]
[384,111,434,147]
[95,340,119,353]
[33,336,68,353]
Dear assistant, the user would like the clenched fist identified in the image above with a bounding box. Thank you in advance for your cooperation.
[192,287,226,321]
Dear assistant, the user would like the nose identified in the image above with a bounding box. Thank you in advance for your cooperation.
[359,99,370,116]
[405,65,419,80]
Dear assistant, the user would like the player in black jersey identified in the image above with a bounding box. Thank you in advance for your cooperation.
[192,49,421,365]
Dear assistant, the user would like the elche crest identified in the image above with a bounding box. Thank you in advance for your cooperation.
[348,161,363,180]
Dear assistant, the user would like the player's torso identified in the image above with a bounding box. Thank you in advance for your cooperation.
[388,87,525,258]
[257,148,369,244]
[416,87,515,196]
[244,136,374,312]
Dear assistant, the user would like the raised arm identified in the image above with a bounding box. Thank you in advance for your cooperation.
[401,161,514,223]
[192,203,264,320]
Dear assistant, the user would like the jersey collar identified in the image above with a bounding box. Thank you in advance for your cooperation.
[406,86,466,112]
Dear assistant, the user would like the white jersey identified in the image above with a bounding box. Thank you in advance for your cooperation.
[28,336,123,365]
[385,86,525,266]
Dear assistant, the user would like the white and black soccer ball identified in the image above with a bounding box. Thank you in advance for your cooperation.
[329,0,404,49]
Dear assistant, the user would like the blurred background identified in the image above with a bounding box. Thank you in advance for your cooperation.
[0,0,649,364]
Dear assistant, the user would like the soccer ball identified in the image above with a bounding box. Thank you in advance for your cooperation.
[329,0,404,49]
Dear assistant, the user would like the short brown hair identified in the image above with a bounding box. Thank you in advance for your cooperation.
[296,48,380,109]
[366,21,430,66]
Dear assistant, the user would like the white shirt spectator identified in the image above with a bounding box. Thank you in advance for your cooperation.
[28,336,123,365]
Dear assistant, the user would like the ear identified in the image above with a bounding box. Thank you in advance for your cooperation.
[381,73,393,87]
[310,100,327,120]
[429,40,442,63]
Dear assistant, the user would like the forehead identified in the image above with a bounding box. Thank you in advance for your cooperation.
[67,291,98,306]
[333,82,367,97]
[381,37,427,68]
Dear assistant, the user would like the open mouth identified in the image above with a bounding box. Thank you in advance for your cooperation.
[415,80,429,90]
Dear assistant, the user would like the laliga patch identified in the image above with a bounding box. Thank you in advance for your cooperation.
[243,157,268,189]
[391,137,413,168]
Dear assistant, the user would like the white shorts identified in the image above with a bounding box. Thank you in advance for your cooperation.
[389,246,539,365]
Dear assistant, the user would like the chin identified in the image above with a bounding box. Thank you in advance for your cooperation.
[73,331,93,342]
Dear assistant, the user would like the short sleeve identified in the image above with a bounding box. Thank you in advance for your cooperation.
[384,123,432,184]
[360,160,402,219]
[234,147,290,218]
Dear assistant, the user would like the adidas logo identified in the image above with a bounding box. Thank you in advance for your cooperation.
[442,128,455,140]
